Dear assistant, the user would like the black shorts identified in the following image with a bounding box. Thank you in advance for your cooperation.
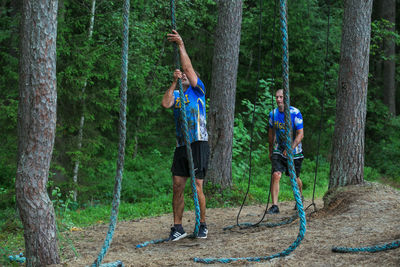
[271,154,303,178]
[171,141,210,179]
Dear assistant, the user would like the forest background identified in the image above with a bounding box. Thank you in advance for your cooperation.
[0,0,399,261]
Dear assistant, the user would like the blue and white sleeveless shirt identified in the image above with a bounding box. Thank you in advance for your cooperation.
[173,78,208,147]
[269,106,304,159]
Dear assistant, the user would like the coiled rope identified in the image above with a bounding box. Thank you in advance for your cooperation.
[91,0,130,266]
[136,0,201,249]
[194,0,306,263]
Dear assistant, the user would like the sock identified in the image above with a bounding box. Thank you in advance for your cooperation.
[174,224,183,230]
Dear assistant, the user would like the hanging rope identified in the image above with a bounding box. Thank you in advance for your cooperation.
[136,1,201,248]
[194,1,306,263]
[234,0,271,230]
[91,0,129,266]
[305,0,331,214]
[232,0,291,232]
[170,0,201,238]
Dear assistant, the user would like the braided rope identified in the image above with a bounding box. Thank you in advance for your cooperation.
[91,0,129,266]
[332,240,400,253]
[135,2,201,249]
[135,237,170,249]
[193,1,306,263]
[224,214,298,231]
[170,0,201,237]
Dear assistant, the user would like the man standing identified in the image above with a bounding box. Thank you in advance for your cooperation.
[267,89,304,214]
[162,30,209,240]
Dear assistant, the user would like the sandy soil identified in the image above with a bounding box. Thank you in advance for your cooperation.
[60,182,400,266]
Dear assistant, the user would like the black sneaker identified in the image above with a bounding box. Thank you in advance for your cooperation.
[169,226,187,241]
[197,224,208,239]
[294,196,305,210]
[267,205,280,214]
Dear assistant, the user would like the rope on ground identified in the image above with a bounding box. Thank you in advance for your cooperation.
[136,238,170,248]
[90,0,129,266]
[224,214,298,231]
[193,1,306,263]
[332,240,400,253]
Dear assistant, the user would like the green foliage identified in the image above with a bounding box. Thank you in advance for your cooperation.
[371,19,400,58]
[232,79,274,178]
[366,115,400,182]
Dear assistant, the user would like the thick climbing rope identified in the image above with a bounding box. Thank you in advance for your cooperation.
[332,240,400,253]
[194,1,306,263]
[91,0,129,266]
[170,0,201,238]
[136,0,201,249]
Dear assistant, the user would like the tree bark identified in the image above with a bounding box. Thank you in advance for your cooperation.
[207,0,243,189]
[16,0,60,265]
[329,0,372,189]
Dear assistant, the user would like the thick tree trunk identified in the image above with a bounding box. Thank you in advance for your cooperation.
[207,0,243,189]
[329,0,372,189]
[16,0,60,266]
[379,0,396,115]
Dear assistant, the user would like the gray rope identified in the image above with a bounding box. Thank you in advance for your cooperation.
[91,0,129,266]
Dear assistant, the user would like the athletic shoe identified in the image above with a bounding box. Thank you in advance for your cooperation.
[169,226,187,241]
[267,204,280,214]
[294,196,305,210]
[197,224,208,239]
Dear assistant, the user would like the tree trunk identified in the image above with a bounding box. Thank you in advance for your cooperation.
[379,0,396,115]
[72,0,96,202]
[329,0,372,189]
[16,0,60,266]
[207,0,243,189]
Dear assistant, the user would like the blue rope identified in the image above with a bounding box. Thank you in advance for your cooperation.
[332,240,400,253]
[8,253,26,263]
[91,0,129,266]
[223,214,298,231]
[135,238,170,249]
[170,0,201,237]
[193,1,306,263]
[135,1,201,249]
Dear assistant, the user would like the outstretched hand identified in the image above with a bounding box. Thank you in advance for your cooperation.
[167,30,184,46]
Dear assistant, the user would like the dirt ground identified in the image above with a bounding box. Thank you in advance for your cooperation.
[61,182,400,266]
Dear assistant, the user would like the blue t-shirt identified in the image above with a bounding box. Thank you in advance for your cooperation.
[173,78,208,147]
[269,106,304,159]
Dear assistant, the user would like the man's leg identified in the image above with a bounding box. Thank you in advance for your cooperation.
[271,171,282,205]
[296,177,303,196]
[195,178,206,222]
[172,175,187,224]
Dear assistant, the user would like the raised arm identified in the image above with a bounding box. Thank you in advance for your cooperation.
[162,69,181,108]
[167,30,198,87]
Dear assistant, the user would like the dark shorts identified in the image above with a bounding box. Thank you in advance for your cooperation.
[271,154,303,178]
[171,141,210,179]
